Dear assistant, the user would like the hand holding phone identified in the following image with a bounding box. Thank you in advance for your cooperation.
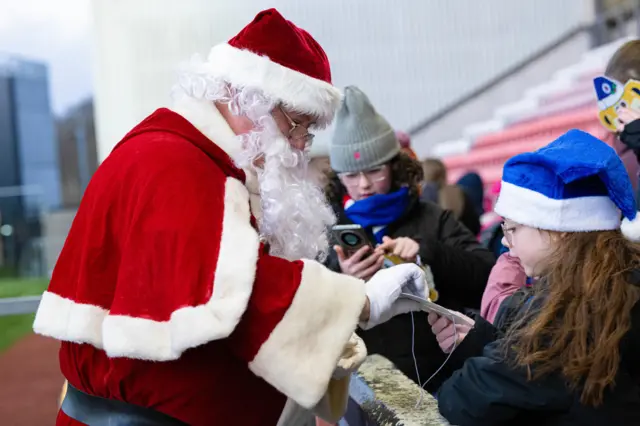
[331,224,373,257]
[335,245,384,280]
[332,224,383,280]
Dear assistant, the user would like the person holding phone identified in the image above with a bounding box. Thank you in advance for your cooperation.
[323,86,495,392]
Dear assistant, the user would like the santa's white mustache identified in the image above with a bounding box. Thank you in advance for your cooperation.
[233,123,335,262]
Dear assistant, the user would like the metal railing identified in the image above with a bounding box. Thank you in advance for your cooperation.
[0,295,41,316]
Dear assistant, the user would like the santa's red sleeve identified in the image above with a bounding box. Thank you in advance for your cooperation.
[33,137,366,409]
[229,253,365,409]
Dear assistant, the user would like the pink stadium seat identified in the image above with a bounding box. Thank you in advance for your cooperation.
[540,80,595,106]
[444,106,611,187]
[473,106,599,148]
[440,40,631,188]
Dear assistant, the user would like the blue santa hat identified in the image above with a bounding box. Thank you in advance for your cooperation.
[494,129,640,241]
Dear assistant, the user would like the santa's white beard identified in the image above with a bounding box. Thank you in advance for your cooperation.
[233,123,336,262]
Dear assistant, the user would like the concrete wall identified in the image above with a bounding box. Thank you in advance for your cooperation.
[41,209,75,276]
[350,355,449,426]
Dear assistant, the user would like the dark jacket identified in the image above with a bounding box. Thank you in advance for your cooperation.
[437,289,640,426]
[479,220,506,258]
[325,197,495,392]
[456,172,485,217]
[458,191,481,235]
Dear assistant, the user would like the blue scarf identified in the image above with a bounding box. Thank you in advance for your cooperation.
[344,187,410,243]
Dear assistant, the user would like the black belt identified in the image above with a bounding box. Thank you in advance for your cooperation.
[61,384,188,426]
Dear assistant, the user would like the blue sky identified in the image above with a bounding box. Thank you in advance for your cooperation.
[0,0,93,116]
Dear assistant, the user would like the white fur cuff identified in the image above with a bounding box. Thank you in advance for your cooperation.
[249,260,366,409]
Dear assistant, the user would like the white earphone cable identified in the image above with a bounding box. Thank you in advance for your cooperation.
[410,311,459,409]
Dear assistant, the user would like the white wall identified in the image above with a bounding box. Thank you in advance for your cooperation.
[91,0,593,161]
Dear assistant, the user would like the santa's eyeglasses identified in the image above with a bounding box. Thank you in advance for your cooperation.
[278,106,315,145]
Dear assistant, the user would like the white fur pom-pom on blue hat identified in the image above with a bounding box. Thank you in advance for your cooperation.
[621,211,640,241]
[494,129,640,241]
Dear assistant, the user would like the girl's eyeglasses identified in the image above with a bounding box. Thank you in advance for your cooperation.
[501,222,518,247]
[338,166,387,187]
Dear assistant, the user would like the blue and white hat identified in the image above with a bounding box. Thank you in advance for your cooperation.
[494,129,640,241]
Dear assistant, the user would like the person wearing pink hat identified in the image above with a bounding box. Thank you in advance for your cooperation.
[36,9,428,426]
[395,130,418,159]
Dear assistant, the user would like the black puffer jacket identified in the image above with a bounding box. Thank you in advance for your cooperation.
[325,197,495,392]
[436,289,640,426]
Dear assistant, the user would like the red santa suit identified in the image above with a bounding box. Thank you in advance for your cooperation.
[34,9,367,426]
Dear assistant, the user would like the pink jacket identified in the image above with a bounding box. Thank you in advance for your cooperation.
[481,253,527,323]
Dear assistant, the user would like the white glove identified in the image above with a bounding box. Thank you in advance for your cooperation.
[360,263,426,330]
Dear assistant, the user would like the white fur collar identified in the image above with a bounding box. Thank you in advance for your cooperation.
[170,96,263,218]
[171,96,264,219]
[244,168,260,195]
[244,168,263,219]
[169,96,241,160]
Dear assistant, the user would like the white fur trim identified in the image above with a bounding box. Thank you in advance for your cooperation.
[621,214,640,241]
[205,44,342,125]
[34,177,259,361]
[495,181,621,232]
[170,99,266,220]
[249,260,366,409]
[33,291,106,348]
[243,169,263,220]
[170,96,241,160]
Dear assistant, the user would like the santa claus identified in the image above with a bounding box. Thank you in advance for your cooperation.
[34,8,425,426]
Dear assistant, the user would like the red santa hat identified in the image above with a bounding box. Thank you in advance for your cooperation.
[206,8,342,125]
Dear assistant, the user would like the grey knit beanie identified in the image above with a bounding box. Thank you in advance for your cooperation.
[330,86,400,173]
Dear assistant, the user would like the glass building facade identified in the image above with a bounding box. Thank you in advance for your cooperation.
[0,54,61,270]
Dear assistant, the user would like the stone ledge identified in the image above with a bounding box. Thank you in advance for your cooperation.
[350,355,450,426]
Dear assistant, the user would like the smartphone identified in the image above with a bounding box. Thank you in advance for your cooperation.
[331,224,374,258]
[399,293,475,326]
